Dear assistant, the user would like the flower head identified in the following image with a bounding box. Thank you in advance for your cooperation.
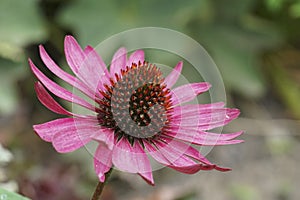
[29,35,243,185]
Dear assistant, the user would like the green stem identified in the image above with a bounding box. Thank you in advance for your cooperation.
[91,169,113,200]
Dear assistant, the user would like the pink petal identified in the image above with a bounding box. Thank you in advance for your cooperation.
[153,139,198,166]
[33,117,99,152]
[39,45,95,99]
[171,102,225,117]
[169,108,240,130]
[64,35,85,75]
[159,136,212,165]
[127,50,144,66]
[82,46,110,92]
[155,138,231,173]
[164,127,244,145]
[35,82,71,116]
[171,82,211,106]
[145,139,227,174]
[65,36,110,94]
[184,146,212,165]
[110,47,127,77]
[169,163,231,173]
[112,138,154,185]
[94,142,113,182]
[51,117,100,153]
[92,128,115,150]
[164,61,183,89]
[144,141,171,165]
[29,59,95,111]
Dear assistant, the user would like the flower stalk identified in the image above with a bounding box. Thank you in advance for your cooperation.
[91,169,113,200]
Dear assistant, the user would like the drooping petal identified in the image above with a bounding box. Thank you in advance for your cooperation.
[94,142,113,182]
[29,59,95,111]
[158,136,212,165]
[144,141,171,165]
[51,117,100,153]
[171,82,211,106]
[152,139,199,166]
[144,139,228,174]
[33,117,99,152]
[127,50,144,66]
[112,138,154,185]
[169,163,231,173]
[144,139,195,169]
[110,47,127,77]
[34,82,72,116]
[155,138,231,172]
[164,61,183,89]
[92,128,115,150]
[39,45,95,99]
[164,127,244,145]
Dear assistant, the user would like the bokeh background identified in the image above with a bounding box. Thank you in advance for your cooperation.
[1,0,300,199]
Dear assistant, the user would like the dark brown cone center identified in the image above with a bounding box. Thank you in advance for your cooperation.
[97,62,172,142]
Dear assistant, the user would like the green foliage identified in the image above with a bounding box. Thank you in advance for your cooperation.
[186,1,283,98]
[58,0,286,98]
[0,0,299,115]
[58,0,200,45]
[0,188,29,200]
[0,0,46,49]
[230,184,259,200]
[0,0,46,114]
[0,58,25,114]
[290,2,300,17]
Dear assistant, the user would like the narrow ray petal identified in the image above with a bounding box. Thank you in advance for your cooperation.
[94,142,113,182]
[164,61,183,89]
[39,45,94,99]
[64,35,85,75]
[29,59,95,111]
[33,117,96,142]
[145,140,227,174]
[171,102,226,117]
[65,36,110,94]
[35,82,72,116]
[169,163,231,173]
[82,46,110,92]
[164,128,244,145]
[158,136,212,164]
[127,50,144,66]
[171,82,211,106]
[92,128,115,150]
[112,138,153,184]
[155,138,231,172]
[110,47,127,77]
[169,108,240,130]
[51,117,100,153]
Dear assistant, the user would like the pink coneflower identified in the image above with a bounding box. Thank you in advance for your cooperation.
[29,35,243,186]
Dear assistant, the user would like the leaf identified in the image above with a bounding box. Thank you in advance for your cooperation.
[58,0,200,45]
[0,0,46,46]
[265,0,285,13]
[0,188,30,200]
[196,26,269,98]
[0,58,25,114]
[290,2,300,18]
[0,0,46,62]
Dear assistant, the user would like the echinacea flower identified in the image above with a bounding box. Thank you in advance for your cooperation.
[29,35,243,185]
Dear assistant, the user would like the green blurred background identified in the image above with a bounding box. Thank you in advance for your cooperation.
[0,0,300,199]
